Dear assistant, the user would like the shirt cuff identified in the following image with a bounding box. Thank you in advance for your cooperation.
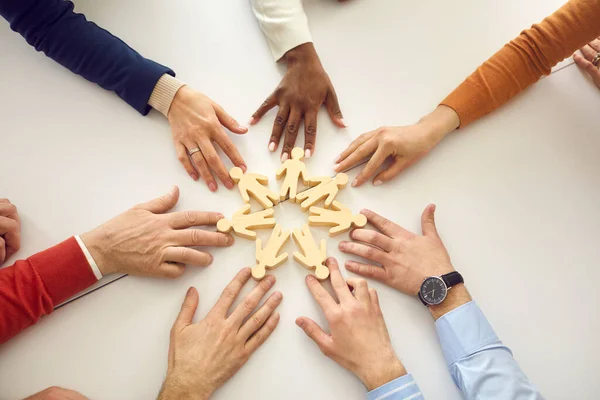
[148,74,186,117]
[74,235,102,281]
[367,374,423,400]
[435,301,501,367]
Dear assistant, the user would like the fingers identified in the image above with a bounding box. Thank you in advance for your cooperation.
[199,139,234,189]
[574,53,600,87]
[352,146,388,187]
[175,142,199,181]
[350,228,393,252]
[0,202,19,221]
[172,229,233,248]
[239,291,283,339]
[305,274,337,311]
[212,268,253,317]
[325,87,346,127]
[155,262,186,279]
[346,277,370,304]
[190,149,217,192]
[368,287,380,308]
[338,240,388,265]
[303,110,318,158]
[169,211,224,229]
[281,109,302,161]
[372,158,410,185]
[213,104,247,134]
[588,39,600,53]
[251,93,278,124]
[295,317,332,351]
[334,130,376,166]
[0,236,6,264]
[327,258,353,302]
[334,137,377,173]
[230,275,276,326]
[345,260,388,282]
[25,387,89,400]
[421,204,440,238]
[136,186,180,213]
[360,209,404,237]
[214,132,247,172]
[174,287,199,328]
[269,104,290,152]
[0,215,20,259]
[580,44,597,61]
[164,247,213,267]
[244,312,280,354]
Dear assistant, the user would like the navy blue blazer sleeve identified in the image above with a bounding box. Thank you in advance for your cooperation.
[0,0,174,115]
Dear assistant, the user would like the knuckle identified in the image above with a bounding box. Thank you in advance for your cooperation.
[184,211,197,225]
[250,314,262,328]
[220,141,234,153]
[253,332,264,344]
[286,124,297,134]
[222,287,237,301]
[275,116,285,125]
[177,154,188,163]
[306,125,316,135]
[242,298,255,312]
[191,229,203,244]
[204,152,217,163]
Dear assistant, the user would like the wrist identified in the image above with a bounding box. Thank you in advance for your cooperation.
[360,358,407,391]
[428,283,472,320]
[149,74,186,118]
[416,105,460,144]
[284,42,321,68]
[79,228,113,276]
[158,373,212,400]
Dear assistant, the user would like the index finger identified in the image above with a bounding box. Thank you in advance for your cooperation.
[210,268,252,317]
[169,211,224,229]
[335,137,377,173]
[327,258,353,303]
[352,146,389,187]
[0,203,19,221]
[306,274,337,311]
[360,209,407,237]
[303,110,318,158]
[250,93,277,124]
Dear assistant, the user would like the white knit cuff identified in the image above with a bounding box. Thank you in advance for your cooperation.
[74,235,103,281]
[148,74,186,117]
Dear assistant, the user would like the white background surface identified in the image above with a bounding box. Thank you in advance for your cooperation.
[1,0,600,399]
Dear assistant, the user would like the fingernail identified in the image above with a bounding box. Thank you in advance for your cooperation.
[209,182,217,192]
[268,142,276,152]
[352,178,358,187]
[227,235,234,244]
[239,125,247,131]
[267,275,276,284]
[296,319,304,328]
[274,291,283,300]
[240,164,247,172]
[340,118,348,127]
[281,153,289,162]
[186,287,194,296]
[431,204,437,212]
[373,180,382,186]
[306,275,316,283]
[333,163,340,171]
[171,185,178,194]
[305,149,312,159]
[248,117,256,125]
[217,213,224,219]
[339,241,348,250]
[346,261,356,268]
[225,180,234,190]
[335,154,342,163]
[191,173,199,181]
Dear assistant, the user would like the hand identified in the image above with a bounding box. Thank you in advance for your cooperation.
[0,198,21,264]
[158,269,282,400]
[574,37,600,89]
[296,258,406,391]
[80,186,233,278]
[250,43,346,161]
[24,387,88,400]
[334,105,459,187]
[168,86,248,192]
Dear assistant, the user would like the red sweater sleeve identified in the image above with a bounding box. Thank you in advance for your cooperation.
[0,237,97,344]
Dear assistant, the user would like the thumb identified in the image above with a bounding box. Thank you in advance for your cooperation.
[296,317,331,351]
[175,287,199,327]
[136,186,179,214]
[421,204,440,238]
[214,104,248,134]
[325,88,347,128]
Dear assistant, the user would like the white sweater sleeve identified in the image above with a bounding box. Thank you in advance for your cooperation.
[251,0,313,61]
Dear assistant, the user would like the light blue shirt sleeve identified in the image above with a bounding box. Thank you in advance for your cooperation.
[366,374,424,400]
[435,301,544,399]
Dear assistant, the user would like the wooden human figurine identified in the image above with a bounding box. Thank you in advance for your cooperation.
[296,173,349,211]
[308,201,367,237]
[277,147,309,202]
[217,205,276,240]
[292,224,329,280]
[252,224,291,280]
[230,167,280,209]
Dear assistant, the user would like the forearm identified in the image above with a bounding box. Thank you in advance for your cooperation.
[157,374,211,400]
[251,0,312,61]
[0,0,173,115]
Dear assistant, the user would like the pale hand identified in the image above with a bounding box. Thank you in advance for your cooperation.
[334,105,460,187]
[158,269,282,400]
[24,387,88,400]
[80,186,233,278]
[0,198,21,265]
[168,86,248,192]
[296,258,406,391]
[574,37,600,89]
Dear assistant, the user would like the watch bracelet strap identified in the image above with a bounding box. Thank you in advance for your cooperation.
[441,271,464,288]
[418,292,428,306]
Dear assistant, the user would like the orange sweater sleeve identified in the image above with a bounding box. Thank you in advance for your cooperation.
[441,0,600,127]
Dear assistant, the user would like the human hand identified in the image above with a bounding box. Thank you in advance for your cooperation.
[0,198,21,265]
[250,43,346,161]
[158,269,282,400]
[334,105,459,187]
[24,387,88,400]
[296,258,406,391]
[79,186,233,278]
[168,86,248,192]
[574,37,600,89]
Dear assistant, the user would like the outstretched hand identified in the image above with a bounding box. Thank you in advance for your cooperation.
[574,37,600,89]
[0,198,20,265]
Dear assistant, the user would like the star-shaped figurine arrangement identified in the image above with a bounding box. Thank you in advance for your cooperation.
[217,147,366,281]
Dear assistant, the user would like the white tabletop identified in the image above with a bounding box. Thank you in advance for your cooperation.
[1,0,599,399]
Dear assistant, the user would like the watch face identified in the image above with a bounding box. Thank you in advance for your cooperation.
[419,277,448,305]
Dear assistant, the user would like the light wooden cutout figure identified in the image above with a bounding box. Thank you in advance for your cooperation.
[296,173,349,211]
[277,147,309,202]
[230,167,280,209]
[252,224,291,280]
[308,201,367,237]
[217,205,276,240]
[292,224,329,280]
